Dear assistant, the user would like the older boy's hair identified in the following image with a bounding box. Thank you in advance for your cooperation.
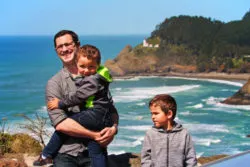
[149,94,177,119]
[77,44,101,65]
[54,30,80,48]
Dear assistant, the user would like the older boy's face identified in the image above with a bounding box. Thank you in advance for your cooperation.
[150,105,169,130]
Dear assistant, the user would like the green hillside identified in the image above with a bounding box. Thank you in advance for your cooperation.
[139,10,250,72]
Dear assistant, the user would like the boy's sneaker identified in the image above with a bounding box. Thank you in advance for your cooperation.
[33,154,53,166]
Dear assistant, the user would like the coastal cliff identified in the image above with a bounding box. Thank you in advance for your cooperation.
[105,13,250,106]
[105,45,196,76]
[222,79,250,105]
[105,12,250,76]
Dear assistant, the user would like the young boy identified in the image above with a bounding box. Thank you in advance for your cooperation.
[141,94,197,167]
[34,44,118,167]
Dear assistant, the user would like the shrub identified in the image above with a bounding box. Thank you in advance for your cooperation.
[11,133,42,155]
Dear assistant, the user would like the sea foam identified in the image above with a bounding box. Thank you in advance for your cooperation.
[192,137,221,146]
[166,76,243,87]
[204,96,250,110]
[113,85,200,103]
[184,123,229,133]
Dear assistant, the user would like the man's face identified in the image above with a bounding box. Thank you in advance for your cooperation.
[77,56,98,76]
[55,34,77,64]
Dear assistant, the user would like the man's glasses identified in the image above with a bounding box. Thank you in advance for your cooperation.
[55,41,75,51]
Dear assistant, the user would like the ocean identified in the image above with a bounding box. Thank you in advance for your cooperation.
[0,35,249,158]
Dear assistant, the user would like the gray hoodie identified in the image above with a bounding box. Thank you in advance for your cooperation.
[141,121,197,167]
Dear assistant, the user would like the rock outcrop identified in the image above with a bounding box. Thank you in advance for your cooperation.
[105,45,161,76]
[105,45,196,76]
[0,153,28,167]
[222,78,250,105]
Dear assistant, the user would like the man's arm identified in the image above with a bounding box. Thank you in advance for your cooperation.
[46,78,100,139]
[55,117,100,139]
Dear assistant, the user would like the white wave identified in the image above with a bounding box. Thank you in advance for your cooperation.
[201,79,243,87]
[113,85,200,103]
[108,150,126,155]
[179,111,208,116]
[196,152,204,158]
[193,137,221,146]
[109,138,142,148]
[187,103,203,109]
[135,116,144,120]
[120,125,151,131]
[203,96,226,104]
[166,76,243,87]
[217,102,250,110]
[36,106,47,112]
[114,76,161,81]
[113,87,122,91]
[123,135,145,141]
[179,111,191,116]
[202,107,240,114]
[136,102,146,106]
[204,96,250,110]
[119,114,146,121]
[239,142,250,146]
[223,148,242,156]
[184,123,229,133]
[114,77,140,81]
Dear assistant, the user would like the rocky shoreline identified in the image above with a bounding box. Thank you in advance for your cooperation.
[1,152,228,167]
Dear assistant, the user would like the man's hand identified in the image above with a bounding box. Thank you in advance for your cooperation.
[95,126,117,147]
[47,98,60,110]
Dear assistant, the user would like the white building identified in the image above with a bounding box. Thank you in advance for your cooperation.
[143,39,159,48]
[143,39,149,47]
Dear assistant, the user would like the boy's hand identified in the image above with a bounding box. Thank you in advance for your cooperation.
[47,98,60,110]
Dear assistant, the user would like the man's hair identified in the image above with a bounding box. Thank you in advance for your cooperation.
[77,44,101,65]
[53,30,79,48]
[149,94,177,119]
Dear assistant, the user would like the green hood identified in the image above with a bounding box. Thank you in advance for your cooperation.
[97,65,112,82]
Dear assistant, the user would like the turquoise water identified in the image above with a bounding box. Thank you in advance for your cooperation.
[0,36,249,157]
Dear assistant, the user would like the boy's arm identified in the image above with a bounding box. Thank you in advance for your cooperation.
[184,133,197,167]
[46,79,100,139]
[141,132,152,167]
[59,77,99,109]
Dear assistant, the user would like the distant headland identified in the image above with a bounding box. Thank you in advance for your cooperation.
[105,11,250,105]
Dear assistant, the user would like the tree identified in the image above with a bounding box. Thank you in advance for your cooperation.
[19,112,51,147]
[242,9,250,21]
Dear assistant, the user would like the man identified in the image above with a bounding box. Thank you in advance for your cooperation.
[42,30,118,167]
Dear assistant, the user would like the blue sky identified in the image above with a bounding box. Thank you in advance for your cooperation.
[1,0,250,35]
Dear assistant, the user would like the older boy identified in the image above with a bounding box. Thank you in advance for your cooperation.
[141,94,197,167]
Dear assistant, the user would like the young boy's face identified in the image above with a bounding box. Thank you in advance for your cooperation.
[150,104,170,130]
[77,56,98,76]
